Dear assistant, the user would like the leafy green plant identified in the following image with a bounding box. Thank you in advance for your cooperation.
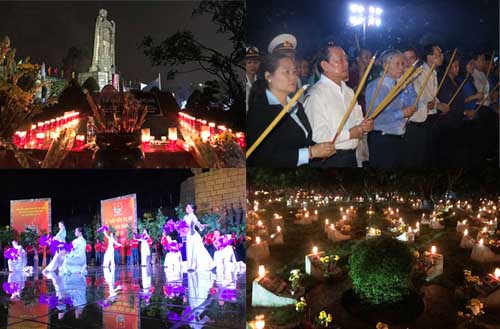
[349,236,414,304]
[0,225,15,246]
[19,225,39,247]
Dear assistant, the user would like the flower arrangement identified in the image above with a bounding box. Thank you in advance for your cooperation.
[463,270,482,288]
[295,297,307,312]
[315,311,332,328]
[97,225,109,233]
[318,254,340,277]
[376,322,389,329]
[289,269,302,292]
[458,298,485,325]
[3,247,20,260]
[163,284,186,299]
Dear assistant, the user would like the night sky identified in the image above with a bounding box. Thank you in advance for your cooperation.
[247,0,499,58]
[0,1,237,99]
[0,169,193,228]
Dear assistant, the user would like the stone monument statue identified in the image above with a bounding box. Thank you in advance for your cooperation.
[89,9,115,73]
[79,9,118,91]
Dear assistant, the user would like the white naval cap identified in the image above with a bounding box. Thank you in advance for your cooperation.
[267,33,297,54]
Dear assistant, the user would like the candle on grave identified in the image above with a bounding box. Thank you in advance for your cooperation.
[255,315,265,329]
[141,128,151,146]
[201,125,211,142]
[235,132,246,148]
[208,122,216,135]
[75,135,85,148]
[494,268,500,280]
[258,266,265,279]
[255,236,261,245]
[168,127,177,149]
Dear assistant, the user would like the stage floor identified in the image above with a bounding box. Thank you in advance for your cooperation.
[0,265,245,328]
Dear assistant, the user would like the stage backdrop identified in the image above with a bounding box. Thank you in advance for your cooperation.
[101,194,137,244]
[10,198,51,234]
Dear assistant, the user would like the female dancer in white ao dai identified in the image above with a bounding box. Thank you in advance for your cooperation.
[137,229,151,266]
[102,231,122,267]
[44,221,66,272]
[184,204,214,270]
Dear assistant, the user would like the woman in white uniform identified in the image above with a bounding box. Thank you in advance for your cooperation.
[7,240,27,272]
[137,229,151,266]
[184,204,214,270]
[43,221,66,272]
[102,230,122,268]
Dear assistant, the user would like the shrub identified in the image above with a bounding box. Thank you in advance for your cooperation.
[349,236,414,304]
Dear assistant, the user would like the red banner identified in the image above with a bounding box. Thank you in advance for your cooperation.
[101,194,137,245]
[10,198,51,235]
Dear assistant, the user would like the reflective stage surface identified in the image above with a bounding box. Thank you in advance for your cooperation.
[0,266,245,328]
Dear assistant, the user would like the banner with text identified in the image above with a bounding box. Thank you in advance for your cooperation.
[10,198,51,234]
[101,194,137,244]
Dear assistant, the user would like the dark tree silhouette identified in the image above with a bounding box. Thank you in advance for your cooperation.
[139,1,244,103]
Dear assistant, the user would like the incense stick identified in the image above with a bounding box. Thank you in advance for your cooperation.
[246,85,309,159]
[365,63,389,119]
[414,63,436,107]
[434,48,457,99]
[447,74,469,106]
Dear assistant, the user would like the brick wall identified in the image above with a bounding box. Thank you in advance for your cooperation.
[180,168,246,214]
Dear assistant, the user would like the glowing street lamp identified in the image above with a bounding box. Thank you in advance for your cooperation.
[348,3,383,45]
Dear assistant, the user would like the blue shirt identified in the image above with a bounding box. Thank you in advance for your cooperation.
[265,89,310,166]
[365,76,416,135]
[462,78,477,110]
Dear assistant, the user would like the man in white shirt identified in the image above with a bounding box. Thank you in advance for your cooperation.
[471,52,490,106]
[245,46,261,112]
[403,44,449,167]
[304,43,374,167]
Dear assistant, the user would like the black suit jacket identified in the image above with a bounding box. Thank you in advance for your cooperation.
[247,94,314,167]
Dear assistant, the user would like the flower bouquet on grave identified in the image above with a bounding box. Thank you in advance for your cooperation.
[340,224,351,235]
[289,269,303,294]
[319,255,341,279]
[457,298,485,327]
[213,131,245,168]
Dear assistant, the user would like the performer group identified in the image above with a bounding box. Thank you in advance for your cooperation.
[246,33,499,168]
[2,204,243,275]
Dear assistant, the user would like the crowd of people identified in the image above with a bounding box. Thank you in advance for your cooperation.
[246,33,499,168]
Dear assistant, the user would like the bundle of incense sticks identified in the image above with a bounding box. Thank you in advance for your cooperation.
[368,64,422,120]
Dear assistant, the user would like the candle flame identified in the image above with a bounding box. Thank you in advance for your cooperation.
[464,229,468,236]
[256,236,261,245]
[277,226,281,233]
[258,266,265,279]
[255,315,265,329]
[312,246,318,255]
[479,239,484,245]
[494,268,500,280]
[431,246,436,254]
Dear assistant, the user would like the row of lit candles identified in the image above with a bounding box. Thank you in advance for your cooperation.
[13,111,80,146]
[178,112,246,147]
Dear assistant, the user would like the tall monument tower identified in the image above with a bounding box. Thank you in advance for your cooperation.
[79,9,117,91]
